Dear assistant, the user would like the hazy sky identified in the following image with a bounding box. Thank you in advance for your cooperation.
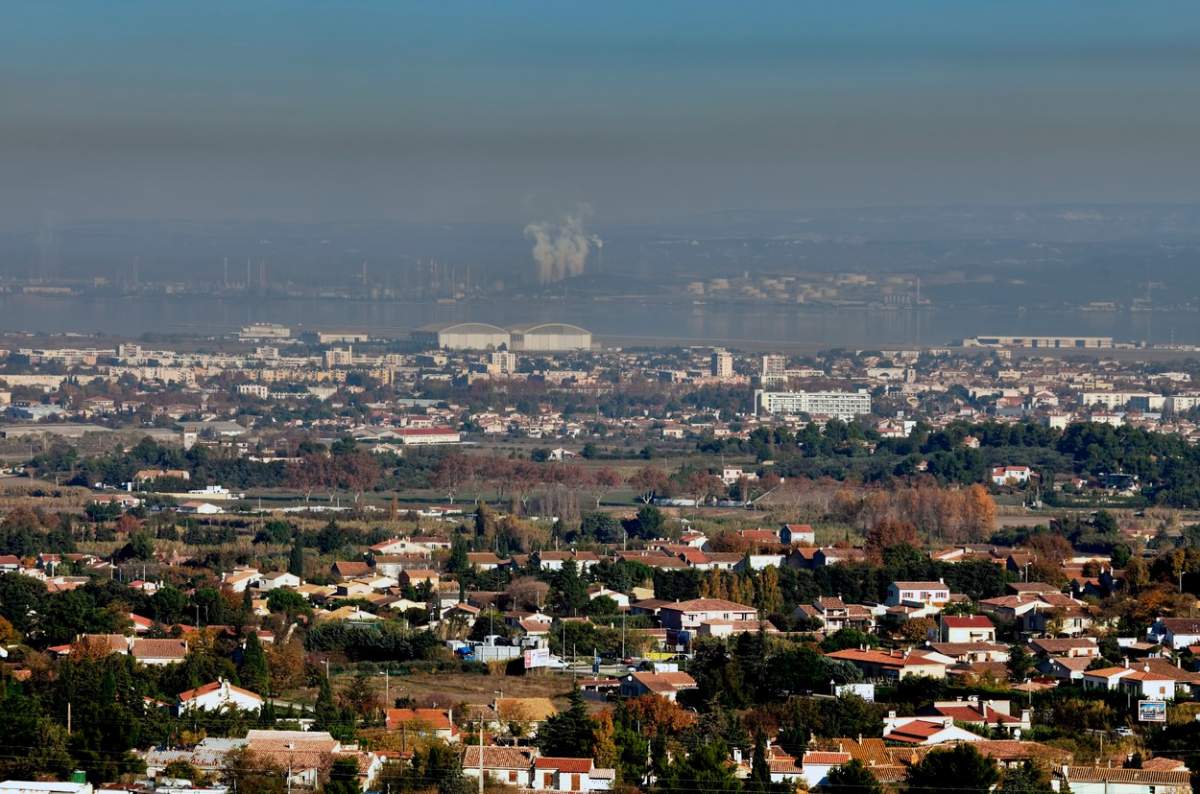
[4,1,1200,227]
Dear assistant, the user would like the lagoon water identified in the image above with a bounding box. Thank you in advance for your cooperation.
[0,293,1195,350]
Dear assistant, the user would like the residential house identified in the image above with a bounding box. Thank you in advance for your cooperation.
[400,569,440,589]
[131,638,188,666]
[257,571,301,591]
[586,585,629,609]
[535,551,600,573]
[991,465,1032,486]
[928,698,1031,735]
[886,580,950,610]
[619,671,698,702]
[466,552,504,572]
[799,751,852,789]
[1083,663,1176,701]
[221,566,261,593]
[882,713,983,745]
[939,615,996,643]
[331,560,373,580]
[780,523,815,545]
[824,648,949,680]
[177,679,264,714]
[494,698,558,734]
[462,746,538,789]
[795,597,876,633]
[927,642,1010,665]
[736,553,787,572]
[385,708,458,743]
[1149,617,1200,650]
[1029,637,1100,658]
[1058,765,1192,794]
[530,758,614,792]
[658,598,758,632]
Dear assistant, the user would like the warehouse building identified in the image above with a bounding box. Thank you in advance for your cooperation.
[510,322,593,352]
[413,321,592,351]
[413,322,511,350]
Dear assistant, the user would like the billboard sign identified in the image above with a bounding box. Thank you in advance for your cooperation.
[1138,700,1167,723]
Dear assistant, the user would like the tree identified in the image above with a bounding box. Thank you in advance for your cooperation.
[963,484,997,539]
[222,747,285,794]
[267,588,309,617]
[339,670,381,720]
[656,741,741,794]
[325,757,360,794]
[1007,644,1035,681]
[151,584,187,625]
[0,615,18,645]
[446,535,469,575]
[746,731,775,793]
[381,741,471,794]
[267,640,307,694]
[0,574,47,635]
[825,759,882,794]
[1093,510,1119,535]
[538,686,596,758]
[318,519,351,554]
[586,595,619,617]
[621,694,697,738]
[550,560,589,616]
[240,632,270,695]
[999,761,1055,794]
[163,760,207,786]
[905,744,998,794]
[288,535,305,577]
[897,617,937,644]
[590,467,622,509]
[579,512,623,544]
[865,518,919,563]
[626,505,665,539]
[125,531,155,561]
[687,471,727,506]
[628,466,668,505]
[288,453,331,503]
[433,454,472,504]
[314,674,340,730]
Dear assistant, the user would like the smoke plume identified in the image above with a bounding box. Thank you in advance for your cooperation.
[523,212,602,284]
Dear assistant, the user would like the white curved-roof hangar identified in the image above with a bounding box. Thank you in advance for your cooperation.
[510,322,592,351]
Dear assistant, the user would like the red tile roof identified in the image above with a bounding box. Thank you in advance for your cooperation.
[534,758,593,773]
[386,708,454,732]
[942,615,995,628]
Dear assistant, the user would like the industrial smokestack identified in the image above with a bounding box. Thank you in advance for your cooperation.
[523,211,602,284]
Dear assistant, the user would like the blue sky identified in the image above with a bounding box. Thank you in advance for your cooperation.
[3,1,1200,226]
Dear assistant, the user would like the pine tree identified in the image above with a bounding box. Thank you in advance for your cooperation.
[537,685,596,757]
[288,535,305,578]
[747,731,771,791]
[447,535,469,575]
[551,560,589,616]
[240,632,270,695]
[314,674,338,730]
[825,759,882,794]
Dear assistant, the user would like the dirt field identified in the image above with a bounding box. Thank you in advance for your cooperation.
[379,669,575,710]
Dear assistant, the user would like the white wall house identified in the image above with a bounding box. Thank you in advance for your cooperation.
[177,678,264,714]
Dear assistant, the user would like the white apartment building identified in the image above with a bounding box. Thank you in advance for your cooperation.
[755,389,871,420]
[711,349,734,378]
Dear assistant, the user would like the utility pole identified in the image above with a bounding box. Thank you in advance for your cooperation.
[67,701,71,734]
[478,717,485,794]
